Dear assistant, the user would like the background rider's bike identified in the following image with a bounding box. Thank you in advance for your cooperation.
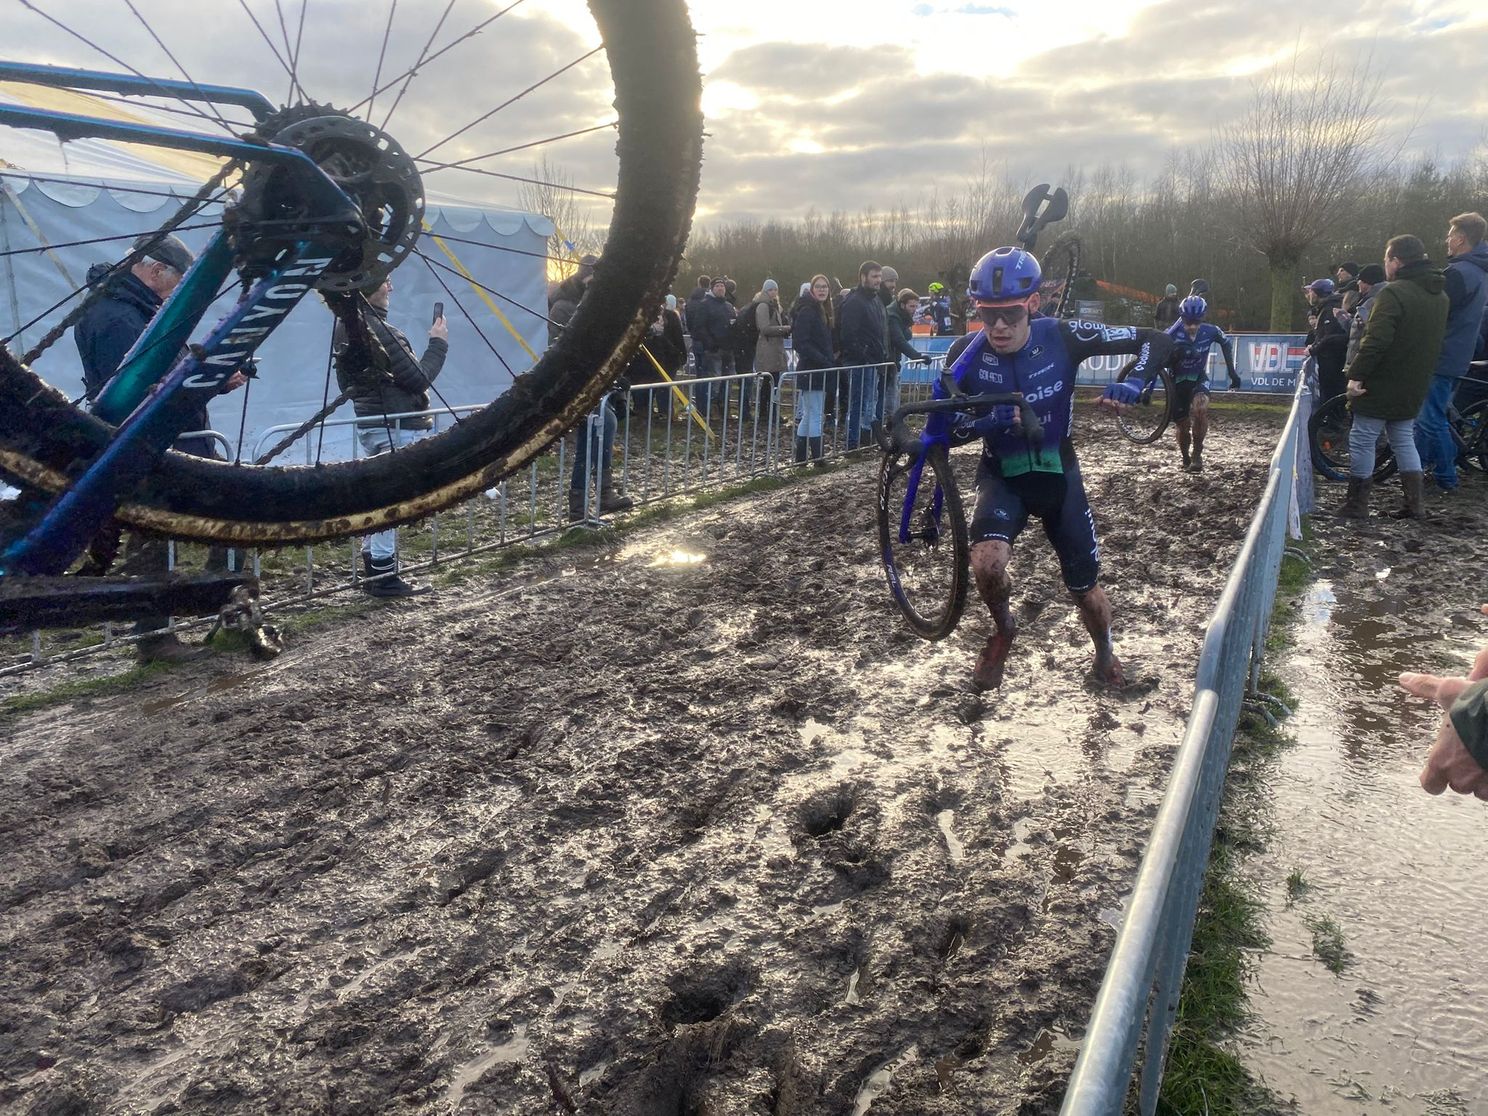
[0,0,702,632]
[1309,389,1488,483]
[1109,357,1175,445]
[874,391,1042,641]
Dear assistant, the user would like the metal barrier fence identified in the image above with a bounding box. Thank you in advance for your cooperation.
[3,362,938,674]
[1060,370,1315,1114]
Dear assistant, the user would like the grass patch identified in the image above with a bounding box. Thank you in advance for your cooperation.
[1304,915,1353,975]
[1,661,171,720]
[1284,868,1310,906]
[1155,529,1316,1114]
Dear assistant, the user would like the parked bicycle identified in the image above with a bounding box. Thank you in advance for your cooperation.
[1309,379,1488,482]
[0,0,702,636]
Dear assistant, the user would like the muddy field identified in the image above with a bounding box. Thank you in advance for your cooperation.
[0,406,1283,1115]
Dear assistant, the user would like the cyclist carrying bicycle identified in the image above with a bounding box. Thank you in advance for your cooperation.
[1161,295,1242,472]
[938,247,1172,691]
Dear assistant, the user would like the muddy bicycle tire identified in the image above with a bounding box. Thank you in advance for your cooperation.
[0,0,701,547]
[1112,360,1173,445]
[1455,399,1488,474]
[1308,394,1397,483]
[877,445,969,641]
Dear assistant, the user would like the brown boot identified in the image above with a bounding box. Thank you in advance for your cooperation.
[1391,472,1426,519]
[1337,477,1371,519]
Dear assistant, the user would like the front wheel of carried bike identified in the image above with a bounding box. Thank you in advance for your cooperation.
[877,444,969,641]
[1112,361,1174,445]
[1309,394,1398,483]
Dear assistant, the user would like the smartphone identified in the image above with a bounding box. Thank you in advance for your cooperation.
[432,301,444,325]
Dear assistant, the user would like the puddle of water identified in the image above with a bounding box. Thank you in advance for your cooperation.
[851,1044,919,1116]
[141,672,254,716]
[1017,1027,1078,1066]
[844,965,863,1005]
[1002,816,1036,861]
[444,1025,531,1108]
[935,809,965,862]
[1241,576,1488,1112]
[650,548,707,567]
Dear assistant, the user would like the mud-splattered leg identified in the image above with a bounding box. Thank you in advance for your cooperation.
[1072,584,1124,687]
[970,539,1016,689]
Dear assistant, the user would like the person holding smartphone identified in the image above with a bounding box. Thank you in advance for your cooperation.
[332,276,449,597]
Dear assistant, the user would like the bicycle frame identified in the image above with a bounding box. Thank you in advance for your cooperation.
[0,63,364,577]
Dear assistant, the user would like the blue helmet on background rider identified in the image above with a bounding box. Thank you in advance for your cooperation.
[1179,296,1207,322]
[968,247,1041,302]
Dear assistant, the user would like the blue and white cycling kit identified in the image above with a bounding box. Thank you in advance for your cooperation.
[1163,320,1237,385]
[934,319,1171,591]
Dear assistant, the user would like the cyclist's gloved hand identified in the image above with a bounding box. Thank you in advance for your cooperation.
[1229,374,1243,391]
[960,403,1020,437]
[1102,381,1143,406]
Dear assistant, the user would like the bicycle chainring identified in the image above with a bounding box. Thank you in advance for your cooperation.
[239,104,424,292]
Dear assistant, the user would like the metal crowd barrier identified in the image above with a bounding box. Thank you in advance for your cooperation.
[1060,370,1315,1114]
[3,358,959,674]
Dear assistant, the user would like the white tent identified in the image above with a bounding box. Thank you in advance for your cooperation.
[0,99,554,463]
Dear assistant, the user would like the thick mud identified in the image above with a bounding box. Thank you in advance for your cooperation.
[1,407,1281,1115]
[1241,469,1488,1115]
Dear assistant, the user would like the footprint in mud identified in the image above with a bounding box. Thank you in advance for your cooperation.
[659,958,754,1027]
[798,785,856,839]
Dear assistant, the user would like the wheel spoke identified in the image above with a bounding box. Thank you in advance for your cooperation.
[18,0,239,134]
[119,0,238,134]
[413,163,614,201]
[270,0,309,103]
[416,121,617,173]
[345,0,528,118]
[415,251,515,382]
[236,0,297,92]
[412,247,556,332]
[0,223,221,260]
[415,46,604,161]
[366,0,399,121]
[378,0,460,130]
[416,229,576,264]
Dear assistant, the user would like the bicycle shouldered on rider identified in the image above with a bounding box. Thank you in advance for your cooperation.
[936,246,1173,692]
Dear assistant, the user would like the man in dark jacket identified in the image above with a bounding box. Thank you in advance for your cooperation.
[1416,212,1488,492]
[1153,284,1181,330]
[838,260,889,448]
[1303,277,1350,400]
[1344,263,1387,368]
[1339,235,1448,519]
[690,277,735,416]
[73,233,246,662]
[333,275,448,596]
[1333,261,1362,314]
[547,254,597,345]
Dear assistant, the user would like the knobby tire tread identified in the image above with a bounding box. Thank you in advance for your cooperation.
[877,445,969,642]
[0,0,701,546]
[1114,360,1173,445]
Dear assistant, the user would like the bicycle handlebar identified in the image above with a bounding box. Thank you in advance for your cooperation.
[875,392,1043,457]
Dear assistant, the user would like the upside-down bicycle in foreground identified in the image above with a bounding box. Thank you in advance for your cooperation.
[0,0,702,639]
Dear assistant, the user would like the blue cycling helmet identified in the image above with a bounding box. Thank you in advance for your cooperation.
[968,247,1041,301]
[1179,296,1207,321]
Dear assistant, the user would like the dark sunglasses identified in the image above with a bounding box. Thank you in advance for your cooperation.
[975,300,1031,327]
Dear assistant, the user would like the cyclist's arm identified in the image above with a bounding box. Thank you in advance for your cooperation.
[1345,288,1401,387]
[1217,330,1239,382]
[1060,320,1173,380]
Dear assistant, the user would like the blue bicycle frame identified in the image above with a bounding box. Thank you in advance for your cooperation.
[0,63,364,577]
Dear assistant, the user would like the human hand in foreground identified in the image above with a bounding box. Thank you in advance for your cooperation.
[1346,378,1366,400]
[1098,380,1143,411]
[1399,604,1488,801]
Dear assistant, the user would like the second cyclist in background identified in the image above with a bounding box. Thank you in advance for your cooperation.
[1164,295,1242,473]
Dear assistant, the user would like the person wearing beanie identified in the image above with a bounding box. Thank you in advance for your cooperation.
[1154,283,1181,330]
[753,277,791,400]
[1344,263,1387,368]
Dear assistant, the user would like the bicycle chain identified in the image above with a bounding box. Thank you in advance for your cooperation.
[20,160,242,368]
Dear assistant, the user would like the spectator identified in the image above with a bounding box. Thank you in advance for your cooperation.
[1334,260,1362,314]
[838,260,889,449]
[334,275,449,595]
[887,288,932,419]
[1302,277,1349,401]
[625,297,685,417]
[1338,234,1448,520]
[690,276,735,416]
[683,273,710,355]
[73,233,247,662]
[879,265,899,308]
[1154,284,1181,330]
[1399,604,1488,802]
[547,253,597,344]
[753,278,791,398]
[1344,263,1387,368]
[1416,212,1488,492]
[790,274,835,465]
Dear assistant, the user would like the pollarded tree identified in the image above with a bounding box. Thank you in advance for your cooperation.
[1216,55,1390,329]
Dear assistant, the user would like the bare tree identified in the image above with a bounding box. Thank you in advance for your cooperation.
[1216,53,1391,328]
[515,155,606,281]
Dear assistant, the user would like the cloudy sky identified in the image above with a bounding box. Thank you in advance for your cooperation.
[1,0,1484,229]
